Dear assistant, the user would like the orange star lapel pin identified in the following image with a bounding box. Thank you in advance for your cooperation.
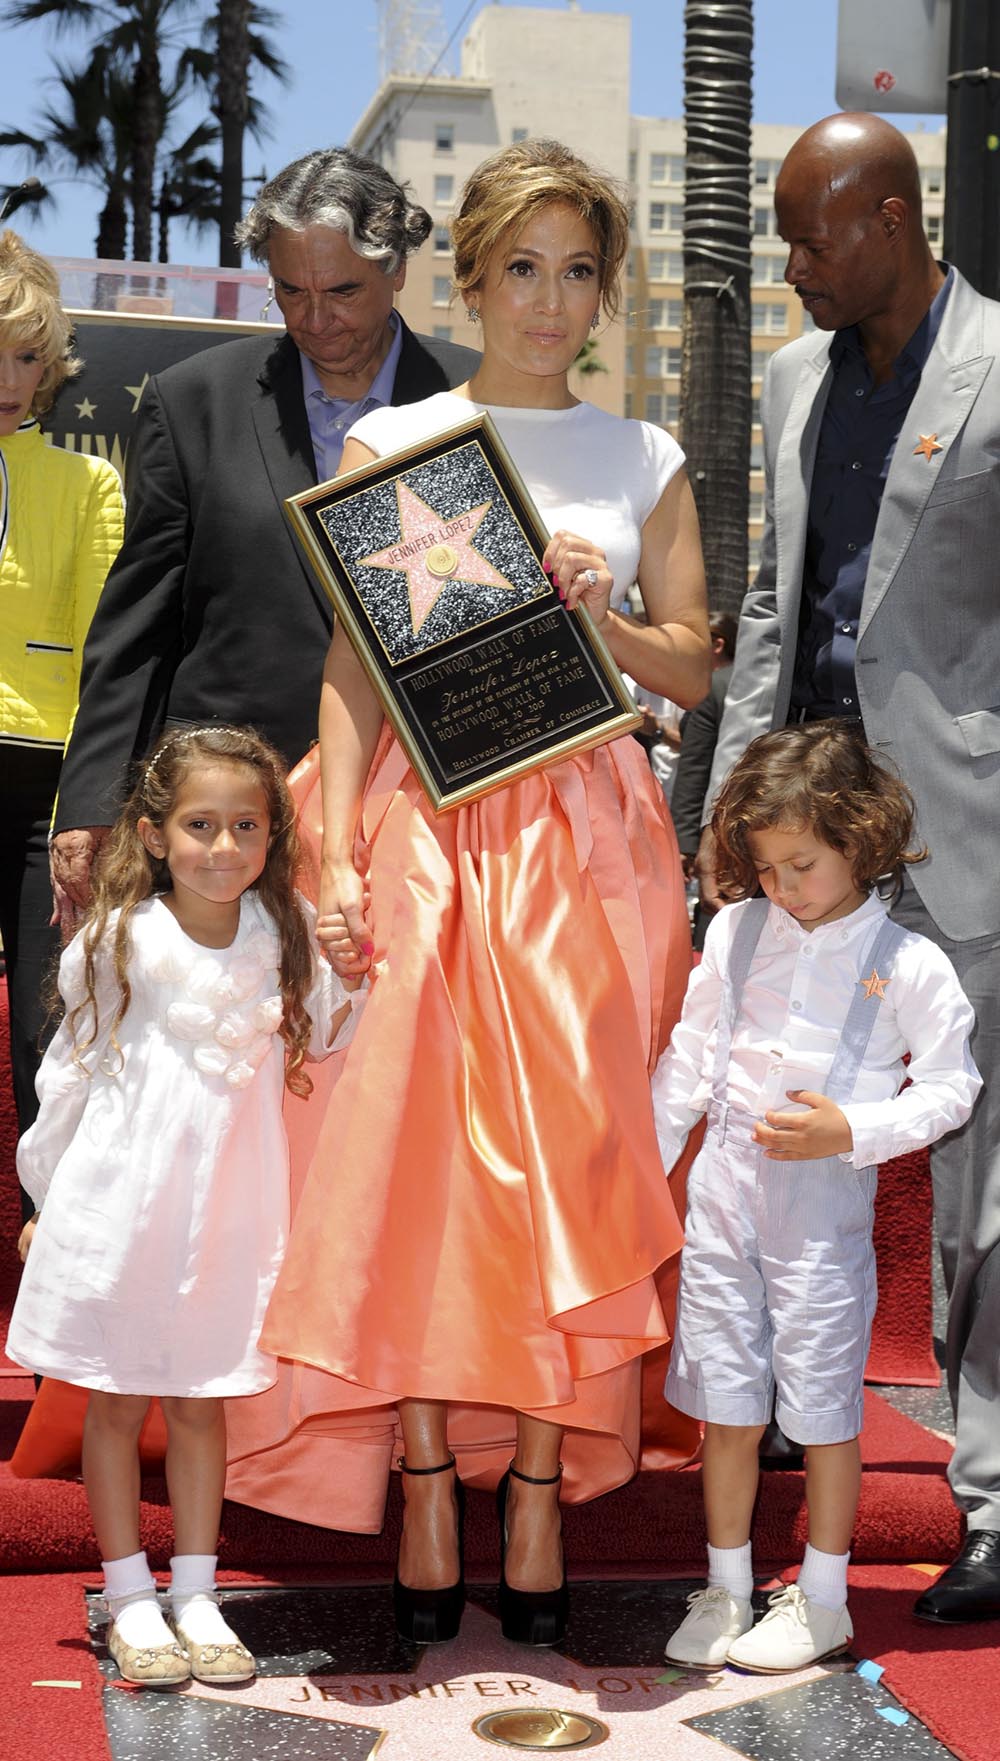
[913,433,943,462]
[861,968,889,1001]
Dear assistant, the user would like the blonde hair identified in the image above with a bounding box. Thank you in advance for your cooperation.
[71,725,319,1098]
[451,138,630,322]
[0,229,80,415]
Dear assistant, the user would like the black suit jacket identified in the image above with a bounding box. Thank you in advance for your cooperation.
[55,321,479,827]
[669,664,732,857]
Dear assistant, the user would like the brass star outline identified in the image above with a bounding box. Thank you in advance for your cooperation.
[861,967,889,1001]
[913,432,942,462]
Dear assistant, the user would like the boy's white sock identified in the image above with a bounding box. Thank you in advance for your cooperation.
[103,1550,173,1647]
[797,1543,850,1611]
[169,1553,242,1645]
[707,1541,754,1601]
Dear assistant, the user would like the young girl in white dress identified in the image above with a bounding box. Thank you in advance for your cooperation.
[8,724,363,1689]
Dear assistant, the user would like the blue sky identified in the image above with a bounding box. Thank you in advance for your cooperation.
[1,0,944,264]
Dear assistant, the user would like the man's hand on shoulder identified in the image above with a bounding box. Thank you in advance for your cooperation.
[50,826,111,920]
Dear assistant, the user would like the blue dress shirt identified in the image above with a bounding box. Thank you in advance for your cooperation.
[790,269,953,720]
[300,310,404,483]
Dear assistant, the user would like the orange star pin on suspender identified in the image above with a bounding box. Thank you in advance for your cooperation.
[913,433,943,462]
[861,968,889,1001]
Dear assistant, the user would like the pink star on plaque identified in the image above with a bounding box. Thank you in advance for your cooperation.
[359,481,513,636]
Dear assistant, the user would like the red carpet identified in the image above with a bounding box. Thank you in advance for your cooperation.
[850,1565,1000,1761]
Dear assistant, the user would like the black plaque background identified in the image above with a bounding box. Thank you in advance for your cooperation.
[287,414,640,811]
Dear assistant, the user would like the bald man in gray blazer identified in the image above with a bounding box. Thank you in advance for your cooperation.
[704,115,1000,1622]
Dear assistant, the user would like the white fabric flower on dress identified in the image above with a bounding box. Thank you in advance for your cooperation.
[253,996,284,1034]
[193,1043,232,1078]
[166,1001,219,1042]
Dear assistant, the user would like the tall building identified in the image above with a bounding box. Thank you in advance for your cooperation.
[352,3,947,574]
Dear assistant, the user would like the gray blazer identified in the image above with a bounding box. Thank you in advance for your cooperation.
[709,267,1000,942]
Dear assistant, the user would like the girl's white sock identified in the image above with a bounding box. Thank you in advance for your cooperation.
[169,1553,242,1645]
[103,1550,174,1647]
[707,1541,754,1601]
[798,1543,850,1611]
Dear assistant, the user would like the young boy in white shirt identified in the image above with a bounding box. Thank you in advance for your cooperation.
[654,721,980,1674]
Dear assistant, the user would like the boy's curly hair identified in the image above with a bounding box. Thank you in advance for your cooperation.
[712,721,926,900]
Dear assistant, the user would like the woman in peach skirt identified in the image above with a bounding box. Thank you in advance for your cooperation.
[227,140,710,1646]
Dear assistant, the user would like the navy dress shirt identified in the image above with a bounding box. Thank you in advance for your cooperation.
[790,269,953,721]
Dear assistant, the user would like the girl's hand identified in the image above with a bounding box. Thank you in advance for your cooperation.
[542,530,614,626]
[17,1213,39,1262]
[753,1092,854,1161]
[317,865,373,978]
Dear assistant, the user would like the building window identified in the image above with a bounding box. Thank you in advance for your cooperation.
[748,536,762,569]
[751,395,761,425]
[645,345,669,377]
[512,126,528,142]
[667,297,683,328]
[434,122,454,152]
[751,301,788,336]
[647,298,665,329]
[433,174,454,205]
[665,391,681,426]
[750,440,764,471]
[756,254,787,286]
[648,250,667,280]
[752,347,775,380]
[432,324,452,340]
[668,251,684,279]
[650,152,683,185]
[749,489,764,522]
[752,206,775,238]
[926,213,943,245]
[624,391,633,418]
[629,150,637,181]
[432,276,451,306]
[649,201,666,232]
[668,203,685,234]
[433,225,450,253]
[924,168,943,195]
[625,345,634,375]
[645,392,664,424]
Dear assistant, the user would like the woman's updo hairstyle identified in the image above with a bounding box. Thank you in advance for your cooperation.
[451,138,630,322]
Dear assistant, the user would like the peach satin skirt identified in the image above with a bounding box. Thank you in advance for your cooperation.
[225,729,700,1530]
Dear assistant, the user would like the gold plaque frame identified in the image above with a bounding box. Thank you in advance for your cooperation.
[285,411,640,812]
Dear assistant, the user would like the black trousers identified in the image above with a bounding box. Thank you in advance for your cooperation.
[0,743,62,1223]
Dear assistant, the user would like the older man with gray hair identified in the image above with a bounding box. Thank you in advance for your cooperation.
[52,147,478,901]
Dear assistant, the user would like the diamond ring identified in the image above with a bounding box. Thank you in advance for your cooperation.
[582,568,599,588]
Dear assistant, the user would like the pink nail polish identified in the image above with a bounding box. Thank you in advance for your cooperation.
[362,941,374,955]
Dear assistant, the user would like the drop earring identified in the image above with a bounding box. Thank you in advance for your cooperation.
[466,305,480,323]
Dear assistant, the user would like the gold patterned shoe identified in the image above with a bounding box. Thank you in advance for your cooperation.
[107,1619,191,1687]
[169,1615,256,1684]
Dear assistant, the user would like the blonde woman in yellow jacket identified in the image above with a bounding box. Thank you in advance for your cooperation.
[0,230,123,1199]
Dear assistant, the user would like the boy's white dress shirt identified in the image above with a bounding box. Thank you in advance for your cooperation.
[653,892,981,1173]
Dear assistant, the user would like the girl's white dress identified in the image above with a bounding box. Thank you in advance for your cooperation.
[7,892,360,1397]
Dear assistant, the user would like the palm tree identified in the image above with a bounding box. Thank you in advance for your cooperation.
[2,0,201,262]
[680,0,753,615]
[0,50,134,259]
[180,2,287,264]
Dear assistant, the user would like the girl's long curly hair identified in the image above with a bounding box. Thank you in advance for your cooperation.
[70,725,318,1097]
[712,720,926,900]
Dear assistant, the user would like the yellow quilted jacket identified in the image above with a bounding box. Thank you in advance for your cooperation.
[0,420,124,749]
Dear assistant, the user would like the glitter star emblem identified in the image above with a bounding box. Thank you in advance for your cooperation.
[913,432,942,462]
[861,968,889,1000]
[359,481,513,635]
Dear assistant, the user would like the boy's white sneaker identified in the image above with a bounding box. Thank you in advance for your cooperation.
[725,1584,852,1672]
[665,1587,754,1669]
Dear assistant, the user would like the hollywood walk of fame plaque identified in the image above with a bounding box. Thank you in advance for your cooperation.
[285,412,640,811]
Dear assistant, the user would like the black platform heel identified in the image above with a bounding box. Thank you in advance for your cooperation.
[496,1462,569,1647]
[393,1453,466,1643]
